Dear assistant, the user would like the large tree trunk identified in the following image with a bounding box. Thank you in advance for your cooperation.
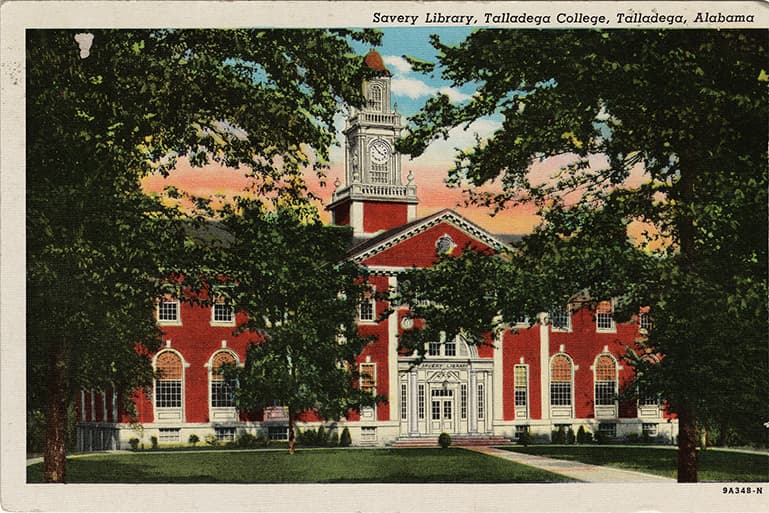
[43,344,68,483]
[677,407,698,483]
[675,163,699,483]
[288,411,296,455]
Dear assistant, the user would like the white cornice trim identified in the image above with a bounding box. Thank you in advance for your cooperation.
[348,210,510,264]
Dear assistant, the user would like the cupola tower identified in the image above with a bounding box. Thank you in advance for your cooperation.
[327,50,418,236]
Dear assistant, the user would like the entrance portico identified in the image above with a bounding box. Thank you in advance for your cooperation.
[398,337,494,437]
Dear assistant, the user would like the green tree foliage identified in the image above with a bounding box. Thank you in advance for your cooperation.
[219,201,381,454]
[398,30,768,482]
[394,245,508,357]
[27,28,380,481]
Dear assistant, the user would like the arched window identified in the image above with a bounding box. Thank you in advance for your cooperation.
[155,351,183,409]
[550,354,573,407]
[368,84,383,111]
[594,354,617,406]
[210,351,237,408]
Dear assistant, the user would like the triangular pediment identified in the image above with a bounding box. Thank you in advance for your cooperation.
[346,209,510,268]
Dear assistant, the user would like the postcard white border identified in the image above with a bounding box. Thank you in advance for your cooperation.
[2,1,768,512]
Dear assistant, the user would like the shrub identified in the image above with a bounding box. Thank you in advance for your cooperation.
[438,432,452,449]
[339,427,352,447]
[236,432,259,448]
[316,426,327,446]
[518,430,531,447]
[150,436,158,449]
[576,425,586,444]
[297,428,317,446]
[551,427,567,444]
[205,434,218,446]
[128,438,140,451]
[329,432,339,447]
[188,434,199,447]
[626,433,641,444]
[595,431,607,445]
[566,427,576,445]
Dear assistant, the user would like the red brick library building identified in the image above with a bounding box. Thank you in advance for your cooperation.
[76,52,676,450]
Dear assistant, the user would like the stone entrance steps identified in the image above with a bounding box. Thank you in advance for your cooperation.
[390,435,514,448]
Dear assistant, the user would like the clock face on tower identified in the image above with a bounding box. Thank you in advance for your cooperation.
[369,139,391,164]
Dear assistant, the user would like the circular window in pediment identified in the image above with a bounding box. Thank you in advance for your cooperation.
[435,234,456,255]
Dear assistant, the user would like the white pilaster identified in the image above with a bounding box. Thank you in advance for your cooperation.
[539,314,550,420]
[407,203,417,222]
[469,367,478,433]
[408,369,418,434]
[388,275,399,422]
[493,331,504,422]
[350,201,364,234]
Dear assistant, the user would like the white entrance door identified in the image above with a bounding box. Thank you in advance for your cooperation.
[430,389,454,434]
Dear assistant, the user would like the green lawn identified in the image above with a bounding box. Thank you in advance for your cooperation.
[504,446,769,482]
[27,448,572,483]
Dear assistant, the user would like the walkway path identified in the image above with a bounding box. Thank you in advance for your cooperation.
[466,446,675,483]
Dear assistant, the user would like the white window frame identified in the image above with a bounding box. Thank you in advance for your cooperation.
[215,426,236,442]
[359,362,377,421]
[549,353,574,418]
[400,383,407,420]
[418,384,425,419]
[426,333,466,358]
[596,299,616,333]
[593,353,618,418]
[367,83,383,111]
[549,306,572,332]
[208,350,239,418]
[153,349,185,422]
[514,364,529,419]
[477,383,485,420]
[357,286,376,323]
[210,296,235,327]
[268,426,288,440]
[157,297,182,326]
[158,427,180,443]
[598,422,617,438]
[361,426,377,442]
[642,423,658,437]
[639,308,652,333]
[514,424,530,440]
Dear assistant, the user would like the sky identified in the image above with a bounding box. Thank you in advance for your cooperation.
[141,28,594,236]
